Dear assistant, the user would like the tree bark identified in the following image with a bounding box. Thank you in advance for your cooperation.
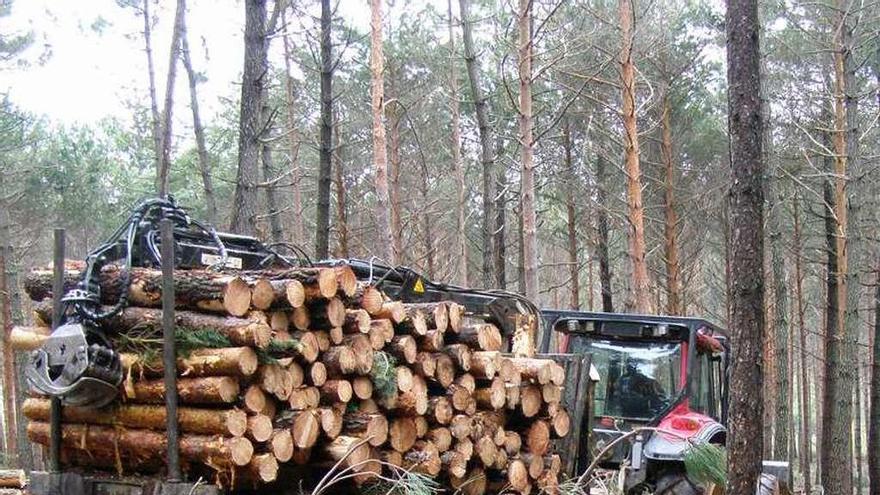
[387,91,403,263]
[459,0,495,287]
[0,228,15,457]
[869,257,880,495]
[315,0,333,258]
[179,10,216,224]
[660,90,680,315]
[156,0,185,198]
[595,154,613,312]
[517,0,537,303]
[448,0,468,285]
[370,0,394,264]
[562,120,579,310]
[618,0,650,313]
[230,0,268,235]
[333,112,349,257]
[494,140,507,289]
[282,12,304,243]
[792,194,812,495]
[141,0,162,182]
[724,0,765,492]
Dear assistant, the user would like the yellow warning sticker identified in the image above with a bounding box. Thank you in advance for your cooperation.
[413,278,425,293]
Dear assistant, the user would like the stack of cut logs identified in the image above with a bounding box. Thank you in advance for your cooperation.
[0,469,26,495]
[13,261,571,494]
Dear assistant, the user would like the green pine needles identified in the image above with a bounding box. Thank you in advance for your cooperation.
[683,442,727,487]
[371,351,398,399]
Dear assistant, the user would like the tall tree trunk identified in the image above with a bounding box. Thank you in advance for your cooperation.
[156,0,185,198]
[596,154,613,313]
[260,111,283,242]
[230,0,268,235]
[333,115,348,258]
[179,14,217,224]
[618,0,650,313]
[660,90,680,315]
[419,156,435,279]
[724,0,766,492]
[517,0,537,303]
[792,194,812,495]
[494,138,507,289]
[771,223,789,465]
[387,97,403,263]
[142,0,161,177]
[448,0,467,286]
[0,212,16,457]
[868,257,880,495]
[562,121,579,310]
[282,12,304,244]
[822,3,855,492]
[459,0,494,287]
[369,0,394,264]
[314,0,333,258]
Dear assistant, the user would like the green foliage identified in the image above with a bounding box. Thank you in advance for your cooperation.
[257,339,303,365]
[361,472,441,495]
[114,326,231,366]
[370,351,397,400]
[683,442,727,487]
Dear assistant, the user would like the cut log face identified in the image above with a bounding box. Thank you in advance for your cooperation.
[247,414,274,442]
[432,353,456,388]
[526,420,551,456]
[291,409,321,449]
[450,467,486,495]
[396,366,414,392]
[475,378,506,410]
[344,412,389,447]
[319,406,344,439]
[320,379,352,403]
[376,301,406,323]
[351,283,384,315]
[450,415,472,440]
[389,417,418,452]
[245,453,279,483]
[443,344,472,371]
[407,302,449,333]
[508,459,530,492]
[271,429,294,462]
[390,335,417,364]
[331,265,358,297]
[309,298,346,328]
[427,396,453,426]
[550,409,571,437]
[446,303,465,333]
[414,352,436,378]
[344,309,371,334]
[455,323,503,352]
[520,385,542,418]
[471,351,500,380]
[441,450,467,478]
[509,358,554,384]
[475,435,497,466]
[308,362,327,387]
[352,376,374,400]
[404,440,441,476]
[323,345,357,376]
[321,435,370,470]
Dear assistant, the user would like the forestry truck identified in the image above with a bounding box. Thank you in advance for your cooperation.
[20,197,782,495]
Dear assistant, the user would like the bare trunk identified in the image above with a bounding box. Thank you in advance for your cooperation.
[0,219,16,456]
[142,0,161,178]
[315,0,333,258]
[449,0,467,285]
[494,138,507,289]
[619,0,649,313]
[724,0,766,491]
[230,0,268,235]
[387,97,403,263]
[868,256,880,495]
[660,91,680,315]
[333,114,349,258]
[282,13,304,243]
[518,0,537,302]
[179,15,217,224]
[459,0,495,287]
[370,0,394,263]
[261,95,282,242]
[562,121,579,310]
[156,0,185,198]
[596,154,613,312]
[792,194,812,495]
[822,4,855,492]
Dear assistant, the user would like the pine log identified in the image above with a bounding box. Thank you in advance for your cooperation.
[520,385,543,418]
[242,453,279,483]
[33,302,272,348]
[271,429,294,462]
[398,306,428,335]
[446,303,465,333]
[126,376,239,405]
[122,347,258,378]
[389,335,417,364]
[443,344,472,371]
[291,447,312,465]
[247,414,274,442]
[308,362,327,386]
[350,283,384,315]
[352,376,374,400]
[454,323,503,352]
[27,422,253,467]
[372,318,395,343]
[499,357,518,383]
[344,309,371,334]
[379,449,404,467]
[320,435,372,470]
[323,345,357,376]
[413,352,436,378]
[471,351,500,380]
[475,435,497,466]
[286,331,320,363]
[450,415,473,440]
[320,379,353,403]
[313,331,331,352]
[526,419,551,456]
[359,399,380,413]
[455,438,474,459]
[343,334,374,374]
[428,426,452,451]
[406,302,449,333]
[504,431,522,455]
[508,459,530,492]
[427,396,453,425]
[331,264,358,297]
[441,450,467,478]
[474,377,506,410]
[447,384,472,411]
[417,329,445,352]
[432,353,456,388]
[319,406,344,439]
[269,311,289,333]
[493,448,509,470]
[403,440,441,476]
[550,408,571,437]
[389,417,418,452]
[23,398,247,436]
[344,412,389,447]
[367,324,386,350]
[471,411,505,439]
[308,298,346,328]
[290,409,321,449]
[250,279,305,310]
[509,357,554,385]
[241,267,338,301]
[288,362,305,388]
[9,326,49,351]
[455,373,476,393]
[290,305,310,331]
[0,470,25,489]
[288,387,320,410]
[375,301,406,323]
[26,264,255,316]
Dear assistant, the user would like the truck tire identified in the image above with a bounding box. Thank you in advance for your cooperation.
[654,474,703,495]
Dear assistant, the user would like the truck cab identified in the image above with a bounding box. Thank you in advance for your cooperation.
[540,311,729,494]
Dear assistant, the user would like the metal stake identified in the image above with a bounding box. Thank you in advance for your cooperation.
[160,219,181,481]
[49,229,64,473]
